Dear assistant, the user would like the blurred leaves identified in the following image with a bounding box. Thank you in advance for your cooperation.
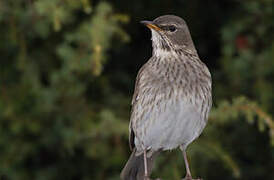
[56,2,130,76]
[211,96,274,144]
[220,0,274,111]
[0,0,129,179]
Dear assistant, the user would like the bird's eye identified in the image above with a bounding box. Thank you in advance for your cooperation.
[159,25,177,32]
[168,25,176,32]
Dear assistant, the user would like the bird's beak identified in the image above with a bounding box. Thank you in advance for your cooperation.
[140,20,162,31]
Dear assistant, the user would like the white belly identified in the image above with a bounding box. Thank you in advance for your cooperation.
[133,99,206,155]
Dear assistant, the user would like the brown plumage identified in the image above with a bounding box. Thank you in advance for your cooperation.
[121,15,212,180]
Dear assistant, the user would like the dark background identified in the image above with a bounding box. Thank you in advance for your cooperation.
[0,0,273,179]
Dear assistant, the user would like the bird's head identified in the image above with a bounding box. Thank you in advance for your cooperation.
[141,15,196,55]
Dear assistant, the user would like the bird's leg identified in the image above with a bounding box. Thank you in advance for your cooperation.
[183,150,192,179]
[180,146,193,180]
[180,148,203,180]
[143,149,149,180]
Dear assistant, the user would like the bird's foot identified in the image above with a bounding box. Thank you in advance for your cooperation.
[182,177,202,180]
[144,175,151,180]
[145,177,162,180]
[182,175,202,180]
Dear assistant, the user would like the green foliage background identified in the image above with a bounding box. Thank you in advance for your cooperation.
[0,0,273,179]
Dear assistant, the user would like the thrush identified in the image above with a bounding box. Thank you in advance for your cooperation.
[121,15,212,180]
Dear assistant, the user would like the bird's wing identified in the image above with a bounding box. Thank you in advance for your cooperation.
[129,61,151,150]
[131,64,148,106]
[129,123,135,151]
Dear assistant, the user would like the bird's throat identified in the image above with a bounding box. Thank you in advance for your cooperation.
[151,30,173,57]
[153,47,174,58]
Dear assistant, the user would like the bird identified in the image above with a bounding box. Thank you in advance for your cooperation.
[121,15,212,180]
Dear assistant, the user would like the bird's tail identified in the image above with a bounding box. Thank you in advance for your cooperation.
[120,148,158,180]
